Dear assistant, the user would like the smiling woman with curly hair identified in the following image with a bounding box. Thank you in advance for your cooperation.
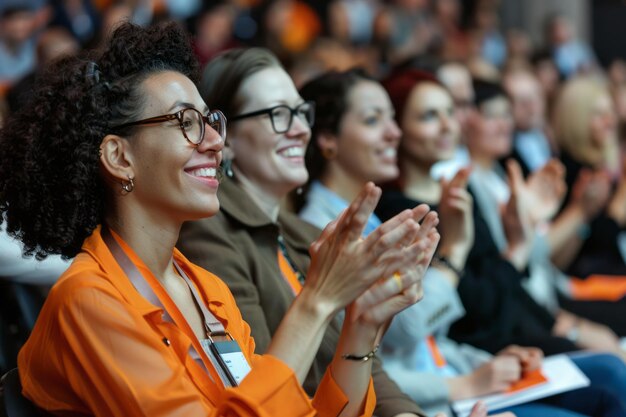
[0,23,199,261]
[0,21,432,417]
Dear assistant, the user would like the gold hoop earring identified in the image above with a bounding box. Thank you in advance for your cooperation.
[121,176,135,194]
[321,147,337,160]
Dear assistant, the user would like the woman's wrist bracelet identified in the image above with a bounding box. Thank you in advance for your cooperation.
[431,254,464,277]
[342,344,379,362]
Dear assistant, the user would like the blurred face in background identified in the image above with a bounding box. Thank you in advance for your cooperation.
[549,15,573,46]
[534,58,559,97]
[437,63,475,133]
[325,80,401,184]
[400,82,460,168]
[504,71,546,132]
[37,27,79,63]
[0,9,37,46]
[466,95,514,163]
[554,78,619,168]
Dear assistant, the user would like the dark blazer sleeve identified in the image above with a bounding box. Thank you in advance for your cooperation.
[558,151,626,277]
[450,191,556,354]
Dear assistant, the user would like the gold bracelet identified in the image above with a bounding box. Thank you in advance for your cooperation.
[341,344,380,362]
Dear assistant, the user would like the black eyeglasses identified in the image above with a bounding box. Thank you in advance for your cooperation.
[113,108,227,146]
[230,101,315,134]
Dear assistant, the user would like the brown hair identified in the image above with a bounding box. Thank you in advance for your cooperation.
[200,47,282,120]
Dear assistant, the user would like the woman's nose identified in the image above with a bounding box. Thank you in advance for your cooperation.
[386,119,402,142]
[197,123,225,153]
[286,112,311,137]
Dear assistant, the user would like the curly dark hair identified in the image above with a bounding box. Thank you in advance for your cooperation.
[0,21,199,259]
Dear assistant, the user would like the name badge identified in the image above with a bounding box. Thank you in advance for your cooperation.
[201,339,251,386]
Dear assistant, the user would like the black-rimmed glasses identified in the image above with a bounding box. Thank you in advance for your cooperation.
[230,101,315,134]
[113,108,227,146]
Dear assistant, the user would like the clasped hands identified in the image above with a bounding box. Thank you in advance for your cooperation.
[306,182,440,337]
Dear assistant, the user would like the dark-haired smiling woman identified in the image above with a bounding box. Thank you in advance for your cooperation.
[0,23,430,417]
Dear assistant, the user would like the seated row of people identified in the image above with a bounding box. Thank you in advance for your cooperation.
[2,19,626,417]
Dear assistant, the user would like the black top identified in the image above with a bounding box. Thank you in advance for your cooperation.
[558,150,626,278]
[376,187,578,355]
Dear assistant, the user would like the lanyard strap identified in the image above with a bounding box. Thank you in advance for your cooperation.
[101,226,242,388]
[172,262,230,341]
[277,234,305,286]
[101,226,229,341]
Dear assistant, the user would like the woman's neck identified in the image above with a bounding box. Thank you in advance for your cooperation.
[233,167,281,222]
[401,158,441,204]
[320,164,364,204]
[468,150,495,170]
[105,201,181,281]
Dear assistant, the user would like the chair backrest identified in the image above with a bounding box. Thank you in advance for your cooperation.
[1,368,52,417]
[0,282,46,375]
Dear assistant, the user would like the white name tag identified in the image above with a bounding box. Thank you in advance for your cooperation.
[219,349,252,385]
[202,339,251,386]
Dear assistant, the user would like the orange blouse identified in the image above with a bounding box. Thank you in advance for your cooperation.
[18,226,375,416]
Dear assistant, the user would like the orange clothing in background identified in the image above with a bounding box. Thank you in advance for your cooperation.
[18,226,372,416]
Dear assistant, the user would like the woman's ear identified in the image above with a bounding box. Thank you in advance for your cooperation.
[317,132,339,160]
[99,134,135,183]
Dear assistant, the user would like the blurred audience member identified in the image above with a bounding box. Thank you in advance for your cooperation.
[374,0,437,67]
[502,68,555,176]
[502,73,626,337]
[327,0,379,46]
[261,0,321,62]
[377,66,626,417]
[531,50,560,114]
[504,28,533,70]
[431,0,470,62]
[164,0,201,20]
[7,25,79,113]
[431,61,473,179]
[288,37,361,88]
[191,1,239,67]
[470,2,506,69]
[544,13,596,79]
[50,0,101,46]
[552,76,626,278]
[99,0,153,38]
[456,78,625,355]
[0,0,48,87]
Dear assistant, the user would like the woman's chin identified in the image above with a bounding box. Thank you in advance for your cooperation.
[189,201,221,220]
